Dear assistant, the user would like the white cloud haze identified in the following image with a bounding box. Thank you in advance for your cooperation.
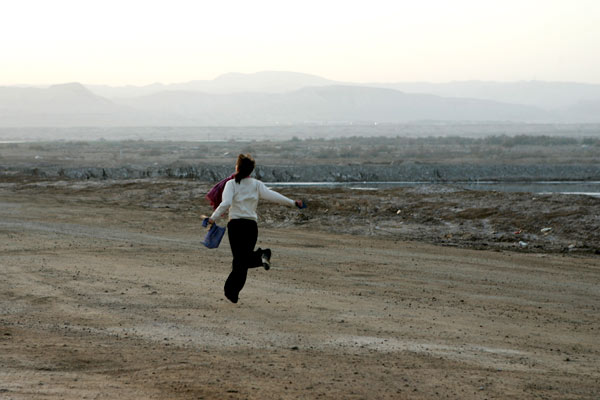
[2,0,600,85]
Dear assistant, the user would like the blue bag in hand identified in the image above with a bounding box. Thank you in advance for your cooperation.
[296,199,307,209]
[202,218,226,249]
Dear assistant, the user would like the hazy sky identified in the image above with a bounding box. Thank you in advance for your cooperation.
[2,0,600,86]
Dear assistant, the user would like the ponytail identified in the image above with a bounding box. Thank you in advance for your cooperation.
[234,154,255,183]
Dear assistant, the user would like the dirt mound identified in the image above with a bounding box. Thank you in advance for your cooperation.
[4,179,599,255]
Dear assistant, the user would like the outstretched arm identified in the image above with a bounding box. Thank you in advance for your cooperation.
[209,180,234,222]
[257,181,296,206]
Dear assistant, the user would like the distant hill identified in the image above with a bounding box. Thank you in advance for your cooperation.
[0,83,140,126]
[84,72,600,111]
[87,71,336,98]
[565,99,600,122]
[0,83,117,112]
[369,80,600,110]
[3,75,600,127]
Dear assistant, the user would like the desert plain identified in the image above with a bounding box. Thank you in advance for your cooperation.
[1,136,599,399]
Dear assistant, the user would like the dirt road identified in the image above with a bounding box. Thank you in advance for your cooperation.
[1,181,599,399]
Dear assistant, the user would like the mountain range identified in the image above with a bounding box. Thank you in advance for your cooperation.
[1,71,600,127]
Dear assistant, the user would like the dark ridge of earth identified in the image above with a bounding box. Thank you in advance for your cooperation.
[1,163,600,182]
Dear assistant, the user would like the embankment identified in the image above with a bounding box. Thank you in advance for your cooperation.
[2,163,600,182]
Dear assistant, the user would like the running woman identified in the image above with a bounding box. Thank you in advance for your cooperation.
[208,154,305,303]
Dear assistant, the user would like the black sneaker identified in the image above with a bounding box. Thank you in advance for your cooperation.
[261,248,272,270]
[225,291,238,304]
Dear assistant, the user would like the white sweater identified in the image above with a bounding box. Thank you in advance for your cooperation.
[210,178,295,222]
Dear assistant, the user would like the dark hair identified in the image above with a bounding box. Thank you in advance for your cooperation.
[235,154,255,183]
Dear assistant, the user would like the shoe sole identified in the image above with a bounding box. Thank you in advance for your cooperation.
[262,249,271,270]
[262,259,270,270]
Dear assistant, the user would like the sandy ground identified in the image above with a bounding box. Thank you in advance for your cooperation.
[1,180,599,399]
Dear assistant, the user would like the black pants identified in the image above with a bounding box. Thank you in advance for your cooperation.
[224,219,263,302]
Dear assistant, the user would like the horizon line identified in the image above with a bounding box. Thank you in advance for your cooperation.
[3,70,600,88]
